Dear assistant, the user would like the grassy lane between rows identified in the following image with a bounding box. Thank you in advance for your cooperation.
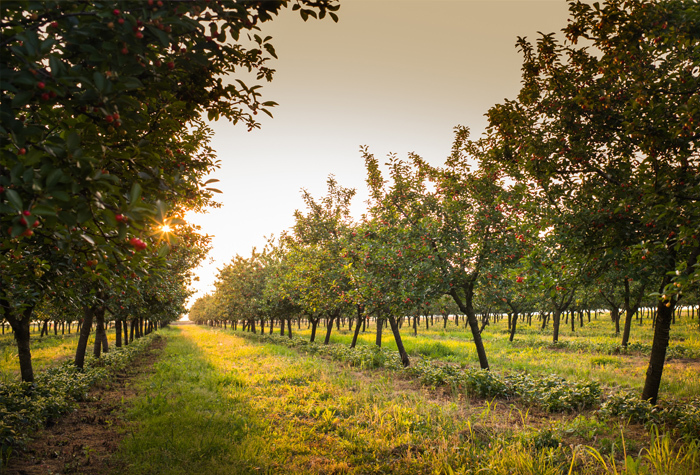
[116,325,699,474]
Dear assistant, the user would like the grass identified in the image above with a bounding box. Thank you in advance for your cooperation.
[115,325,699,474]
[1,327,129,383]
[276,311,700,398]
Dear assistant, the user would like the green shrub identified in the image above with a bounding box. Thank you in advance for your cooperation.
[598,391,655,424]
[0,333,159,467]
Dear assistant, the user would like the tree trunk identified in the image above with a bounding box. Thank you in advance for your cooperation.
[388,316,410,367]
[509,310,518,342]
[552,309,561,343]
[612,308,621,335]
[570,309,575,332]
[115,319,122,348]
[642,299,674,404]
[450,284,489,370]
[4,304,35,382]
[324,315,334,344]
[287,318,292,339]
[351,315,362,348]
[93,307,108,358]
[75,306,96,369]
[375,316,383,347]
[310,318,318,343]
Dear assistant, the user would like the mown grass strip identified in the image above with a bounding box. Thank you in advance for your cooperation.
[116,325,700,474]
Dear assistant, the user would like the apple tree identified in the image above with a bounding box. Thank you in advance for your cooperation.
[483,0,700,402]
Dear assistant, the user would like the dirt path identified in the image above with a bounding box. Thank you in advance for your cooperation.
[5,337,166,475]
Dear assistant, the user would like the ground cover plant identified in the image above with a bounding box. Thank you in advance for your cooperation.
[0,332,159,471]
[243,310,700,399]
[0,328,123,384]
[115,325,699,474]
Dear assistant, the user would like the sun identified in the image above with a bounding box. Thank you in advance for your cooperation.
[161,224,173,233]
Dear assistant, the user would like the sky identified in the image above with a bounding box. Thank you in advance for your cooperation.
[185,0,572,306]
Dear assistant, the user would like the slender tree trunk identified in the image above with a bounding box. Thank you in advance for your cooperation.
[280,318,285,336]
[287,318,292,339]
[375,316,383,347]
[93,307,108,358]
[310,318,318,343]
[612,308,621,335]
[509,311,518,342]
[552,309,561,343]
[642,300,674,404]
[115,319,122,348]
[451,284,489,370]
[388,316,410,367]
[351,315,362,348]
[570,309,575,332]
[75,306,96,369]
[4,304,35,382]
[123,320,129,345]
[324,315,334,345]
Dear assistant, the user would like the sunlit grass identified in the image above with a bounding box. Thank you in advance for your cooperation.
[0,327,121,383]
[261,310,700,399]
[117,325,699,474]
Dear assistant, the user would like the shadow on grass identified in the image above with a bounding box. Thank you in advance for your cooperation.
[115,328,267,475]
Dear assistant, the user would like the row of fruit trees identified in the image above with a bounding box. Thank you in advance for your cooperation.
[1,1,340,382]
[190,0,700,405]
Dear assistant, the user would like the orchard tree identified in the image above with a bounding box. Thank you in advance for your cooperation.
[363,132,519,370]
[215,251,267,333]
[281,177,355,344]
[484,0,700,402]
[1,0,339,380]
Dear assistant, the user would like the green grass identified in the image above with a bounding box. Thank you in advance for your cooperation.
[115,325,699,474]
[1,327,128,383]
[275,311,700,399]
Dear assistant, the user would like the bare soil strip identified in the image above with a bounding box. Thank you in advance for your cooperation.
[5,337,166,475]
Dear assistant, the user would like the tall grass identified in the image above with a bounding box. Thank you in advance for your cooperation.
[273,312,700,398]
[116,325,699,474]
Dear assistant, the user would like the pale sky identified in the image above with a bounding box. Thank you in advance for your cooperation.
[186,0,571,305]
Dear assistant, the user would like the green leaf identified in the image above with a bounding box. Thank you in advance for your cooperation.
[31,204,57,217]
[5,189,23,211]
[46,169,64,188]
[11,91,33,108]
[80,234,95,245]
[58,210,77,226]
[50,190,71,202]
[206,188,222,194]
[66,131,80,152]
[158,244,170,258]
[121,77,144,90]
[129,183,142,204]
[93,72,106,93]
